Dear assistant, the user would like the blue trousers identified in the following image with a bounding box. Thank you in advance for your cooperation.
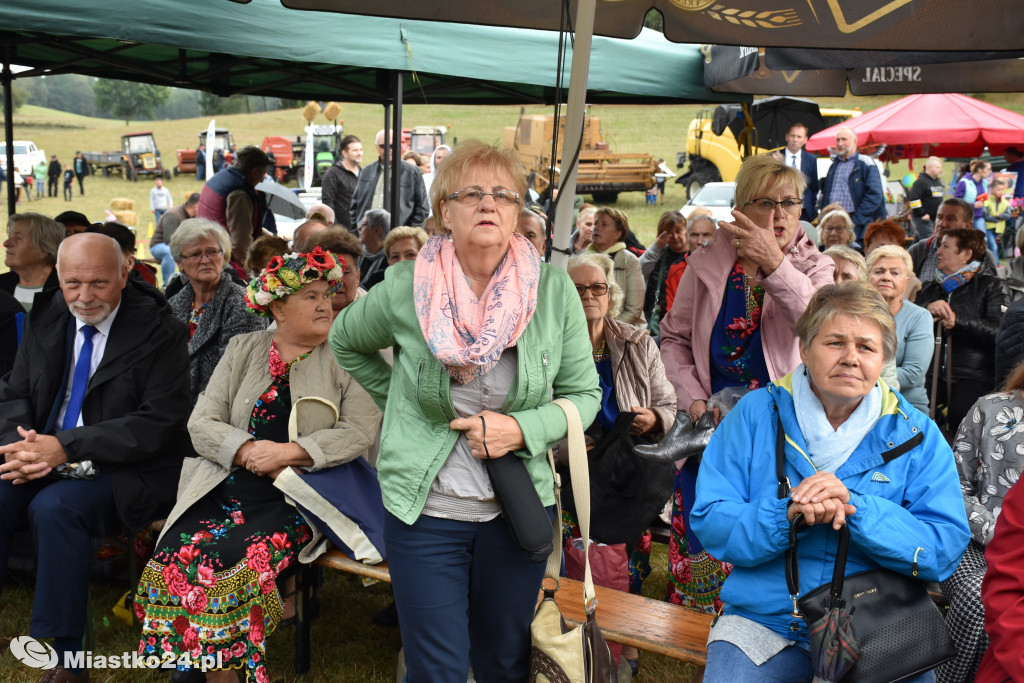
[151,242,176,286]
[0,473,119,639]
[974,217,999,260]
[705,640,936,683]
[385,509,550,683]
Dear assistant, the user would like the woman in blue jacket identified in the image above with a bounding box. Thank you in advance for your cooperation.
[690,281,969,682]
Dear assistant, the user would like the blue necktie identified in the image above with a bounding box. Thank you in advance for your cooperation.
[791,154,798,168]
[62,325,97,430]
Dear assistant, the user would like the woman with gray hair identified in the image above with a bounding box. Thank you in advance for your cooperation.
[1,212,64,310]
[818,208,858,252]
[357,208,391,290]
[691,281,969,681]
[168,218,268,404]
[567,251,676,674]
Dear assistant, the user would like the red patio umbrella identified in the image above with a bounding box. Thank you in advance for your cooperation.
[805,93,1024,159]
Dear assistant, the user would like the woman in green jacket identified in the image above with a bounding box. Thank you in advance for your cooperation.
[330,140,601,683]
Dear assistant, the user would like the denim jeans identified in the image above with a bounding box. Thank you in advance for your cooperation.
[975,216,999,260]
[151,242,176,286]
[385,509,551,683]
[704,640,937,683]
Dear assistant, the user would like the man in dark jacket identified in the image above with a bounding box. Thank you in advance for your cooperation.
[995,296,1024,387]
[72,151,89,196]
[0,233,191,680]
[321,134,362,232]
[195,143,206,181]
[47,154,61,198]
[350,129,429,231]
[819,127,885,241]
[906,156,945,242]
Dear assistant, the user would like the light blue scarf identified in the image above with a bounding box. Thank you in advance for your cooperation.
[790,365,882,474]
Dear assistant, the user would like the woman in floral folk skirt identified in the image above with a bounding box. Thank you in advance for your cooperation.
[134,248,380,682]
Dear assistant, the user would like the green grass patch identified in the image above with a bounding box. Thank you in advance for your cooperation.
[0,545,698,682]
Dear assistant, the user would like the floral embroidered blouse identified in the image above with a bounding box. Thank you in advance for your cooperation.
[708,263,770,394]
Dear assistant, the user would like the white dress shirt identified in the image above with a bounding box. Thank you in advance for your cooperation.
[56,304,121,428]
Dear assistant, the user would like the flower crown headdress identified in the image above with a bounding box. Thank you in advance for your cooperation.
[244,246,345,317]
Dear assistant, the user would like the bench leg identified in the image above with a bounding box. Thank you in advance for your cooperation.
[294,565,317,676]
[692,666,705,683]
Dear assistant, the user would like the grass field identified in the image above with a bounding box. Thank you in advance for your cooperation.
[7,91,1024,248]
[0,545,699,683]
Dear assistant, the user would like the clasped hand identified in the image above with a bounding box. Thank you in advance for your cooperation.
[233,440,290,479]
[787,472,856,530]
[449,411,526,460]
[926,300,956,330]
[0,426,68,485]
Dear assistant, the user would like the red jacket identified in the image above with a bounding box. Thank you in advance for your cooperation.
[977,480,1024,682]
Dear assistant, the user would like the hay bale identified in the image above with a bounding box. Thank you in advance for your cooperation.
[302,100,321,123]
[113,210,138,227]
[323,101,342,121]
[109,197,135,211]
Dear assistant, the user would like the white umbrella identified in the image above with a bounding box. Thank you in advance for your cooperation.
[255,179,307,220]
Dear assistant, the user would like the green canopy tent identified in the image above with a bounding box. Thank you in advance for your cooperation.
[1,0,740,216]
[276,0,1023,267]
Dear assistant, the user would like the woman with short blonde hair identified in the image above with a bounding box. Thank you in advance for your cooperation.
[660,154,833,615]
[824,244,867,283]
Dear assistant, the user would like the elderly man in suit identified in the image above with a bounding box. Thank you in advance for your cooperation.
[0,233,192,683]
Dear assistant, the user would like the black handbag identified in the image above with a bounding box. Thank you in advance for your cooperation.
[776,414,956,683]
[484,453,553,563]
[560,411,675,548]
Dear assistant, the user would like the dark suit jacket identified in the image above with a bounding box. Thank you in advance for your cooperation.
[0,283,193,531]
[796,148,820,222]
[820,153,886,231]
[350,159,429,230]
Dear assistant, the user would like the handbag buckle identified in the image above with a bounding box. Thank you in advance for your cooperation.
[789,594,803,619]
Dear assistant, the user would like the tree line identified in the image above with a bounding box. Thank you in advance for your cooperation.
[1,74,302,122]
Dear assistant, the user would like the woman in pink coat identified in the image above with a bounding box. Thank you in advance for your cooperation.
[660,154,834,612]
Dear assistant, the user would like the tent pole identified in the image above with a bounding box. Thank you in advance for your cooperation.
[390,70,403,224]
[382,100,391,214]
[2,48,14,218]
[549,0,595,271]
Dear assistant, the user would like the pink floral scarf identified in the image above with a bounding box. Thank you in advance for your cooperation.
[413,232,540,384]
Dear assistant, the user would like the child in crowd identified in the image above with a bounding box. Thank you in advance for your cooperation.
[62,165,74,201]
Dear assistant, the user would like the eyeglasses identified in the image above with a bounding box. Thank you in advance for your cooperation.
[448,188,521,208]
[575,283,609,297]
[744,198,803,215]
[181,248,223,263]
[821,225,848,233]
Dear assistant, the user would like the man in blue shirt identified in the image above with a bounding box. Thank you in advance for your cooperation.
[820,127,885,242]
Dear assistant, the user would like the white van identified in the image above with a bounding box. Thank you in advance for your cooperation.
[0,140,46,176]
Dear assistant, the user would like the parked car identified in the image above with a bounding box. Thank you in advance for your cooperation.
[680,181,736,224]
[0,140,46,176]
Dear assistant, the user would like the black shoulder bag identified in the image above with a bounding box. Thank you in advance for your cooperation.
[777,415,955,683]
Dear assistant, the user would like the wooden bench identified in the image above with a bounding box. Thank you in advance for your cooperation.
[293,548,713,676]
[647,521,949,607]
